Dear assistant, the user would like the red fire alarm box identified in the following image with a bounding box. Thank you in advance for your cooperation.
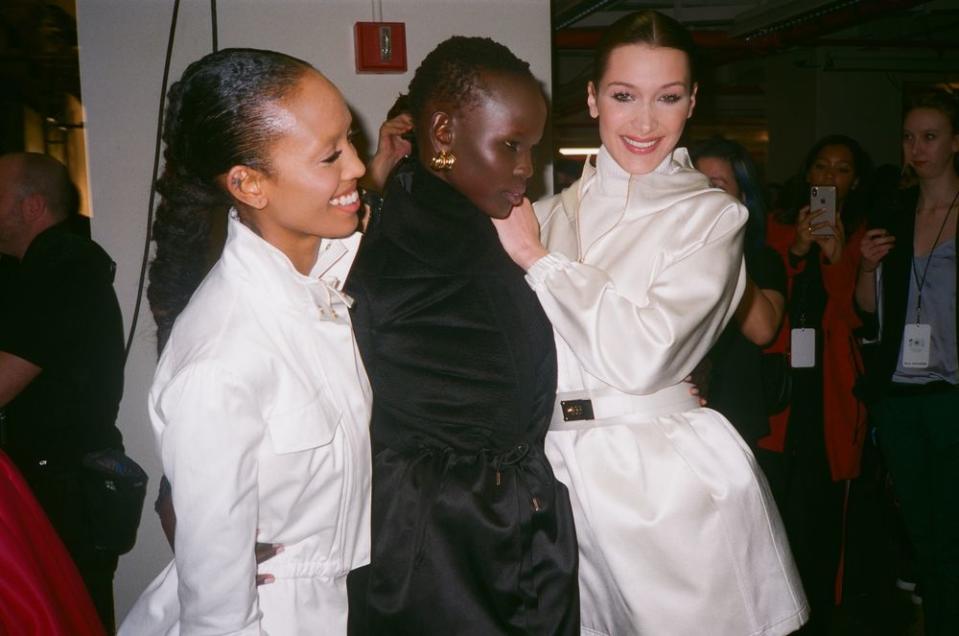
[354,22,407,73]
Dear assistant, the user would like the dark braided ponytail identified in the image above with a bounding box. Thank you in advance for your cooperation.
[148,48,311,352]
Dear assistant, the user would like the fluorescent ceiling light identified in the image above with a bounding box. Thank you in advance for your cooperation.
[559,147,598,156]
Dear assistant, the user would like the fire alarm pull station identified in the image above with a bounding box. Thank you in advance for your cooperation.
[354,22,407,73]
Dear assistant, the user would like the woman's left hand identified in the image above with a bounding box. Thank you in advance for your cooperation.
[491,198,548,271]
[813,213,845,264]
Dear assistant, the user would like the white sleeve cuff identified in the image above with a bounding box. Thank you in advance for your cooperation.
[525,252,572,288]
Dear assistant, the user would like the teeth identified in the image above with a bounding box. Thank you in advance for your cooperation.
[330,190,359,206]
[623,137,656,150]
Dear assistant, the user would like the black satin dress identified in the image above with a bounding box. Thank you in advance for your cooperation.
[346,162,579,635]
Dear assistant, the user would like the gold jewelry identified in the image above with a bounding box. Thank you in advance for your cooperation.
[429,149,456,171]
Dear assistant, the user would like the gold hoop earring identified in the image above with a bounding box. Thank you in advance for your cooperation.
[429,149,456,171]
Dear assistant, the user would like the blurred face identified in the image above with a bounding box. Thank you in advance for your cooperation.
[695,156,741,199]
[588,44,696,176]
[903,107,959,181]
[806,144,857,208]
[252,70,366,255]
[443,72,547,219]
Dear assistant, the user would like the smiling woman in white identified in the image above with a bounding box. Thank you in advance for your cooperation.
[119,49,371,635]
[494,11,808,636]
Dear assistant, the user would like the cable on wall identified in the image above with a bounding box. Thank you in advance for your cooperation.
[123,0,180,364]
[211,0,219,52]
[124,0,218,363]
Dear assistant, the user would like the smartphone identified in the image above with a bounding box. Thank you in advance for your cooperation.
[809,185,837,237]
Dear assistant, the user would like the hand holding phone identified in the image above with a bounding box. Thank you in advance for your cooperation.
[809,186,837,237]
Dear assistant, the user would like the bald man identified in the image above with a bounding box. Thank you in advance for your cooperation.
[0,152,126,632]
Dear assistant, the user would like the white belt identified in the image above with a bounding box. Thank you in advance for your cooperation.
[550,384,700,431]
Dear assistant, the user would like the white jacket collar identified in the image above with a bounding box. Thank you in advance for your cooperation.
[220,210,358,315]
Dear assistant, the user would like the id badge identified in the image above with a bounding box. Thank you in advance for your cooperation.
[902,323,932,368]
[791,328,816,368]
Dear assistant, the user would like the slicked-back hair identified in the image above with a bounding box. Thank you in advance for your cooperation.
[148,48,312,353]
[593,10,698,87]
[407,36,536,129]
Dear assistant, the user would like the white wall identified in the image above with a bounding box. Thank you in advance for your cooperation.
[76,0,551,622]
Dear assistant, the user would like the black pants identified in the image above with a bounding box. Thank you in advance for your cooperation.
[873,389,959,636]
[27,468,118,633]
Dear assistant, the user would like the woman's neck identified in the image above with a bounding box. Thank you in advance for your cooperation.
[918,170,959,215]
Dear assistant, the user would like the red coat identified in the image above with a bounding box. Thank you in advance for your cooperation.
[0,452,105,635]
[758,216,868,480]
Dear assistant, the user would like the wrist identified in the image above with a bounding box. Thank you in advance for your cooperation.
[518,246,549,271]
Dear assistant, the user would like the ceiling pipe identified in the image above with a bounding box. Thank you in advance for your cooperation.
[554,0,935,59]
[553,0,625,31]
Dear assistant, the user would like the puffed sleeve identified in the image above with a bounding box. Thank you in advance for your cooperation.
[527,202,747,394]
[153,362,265,635]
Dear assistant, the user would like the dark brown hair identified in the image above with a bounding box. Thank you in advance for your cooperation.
[593,10,698,87]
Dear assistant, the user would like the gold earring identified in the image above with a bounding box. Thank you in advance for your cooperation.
[429,149,456,171]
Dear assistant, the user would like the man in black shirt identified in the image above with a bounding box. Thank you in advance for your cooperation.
[0,152,125,632]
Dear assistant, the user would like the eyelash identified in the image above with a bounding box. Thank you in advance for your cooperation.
[321,130,358,164]
[610,92,683,104]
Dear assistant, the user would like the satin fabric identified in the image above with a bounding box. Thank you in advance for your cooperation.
[120,214,372,635]
[530,147,809,636]
[0,451,105,636]
[346,162,579,635]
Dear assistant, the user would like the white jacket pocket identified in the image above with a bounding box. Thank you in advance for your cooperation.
[267,393,342,453]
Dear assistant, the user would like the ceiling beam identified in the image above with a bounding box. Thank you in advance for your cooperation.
[553,0,626,31]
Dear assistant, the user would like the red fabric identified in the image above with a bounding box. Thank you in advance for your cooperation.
[757,216,868,480]
[0,452,105,636]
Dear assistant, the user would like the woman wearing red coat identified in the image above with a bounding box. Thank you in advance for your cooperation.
[757,135,870,635]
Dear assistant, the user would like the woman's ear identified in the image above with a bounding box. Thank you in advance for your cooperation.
[687,82,699,120]
[586,81,599,120]
[224,165,268,210]
[428,111,454,153]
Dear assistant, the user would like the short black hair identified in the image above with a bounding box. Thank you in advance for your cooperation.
[407,36,535,125]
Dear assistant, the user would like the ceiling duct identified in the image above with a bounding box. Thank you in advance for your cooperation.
[730,0,931,40]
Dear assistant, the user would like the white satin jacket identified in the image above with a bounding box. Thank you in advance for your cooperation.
[121,214,372,635]
[529,146,747,398]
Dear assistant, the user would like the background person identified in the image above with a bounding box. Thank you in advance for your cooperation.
[856,87,959,636]
[0,151,126,633]
[691,136,787,449]
[760,134,872,633]
[493,11,807,636]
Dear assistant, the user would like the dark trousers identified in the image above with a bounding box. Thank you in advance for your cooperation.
[28,468,118,633]
[872,389,959,636]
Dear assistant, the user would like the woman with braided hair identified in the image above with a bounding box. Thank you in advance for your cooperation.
[120,48,372,635]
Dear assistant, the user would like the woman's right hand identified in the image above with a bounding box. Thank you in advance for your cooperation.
[255,540,284,586]
[859,228,896,273]
[364,113,413,193]
[491,198,548,271]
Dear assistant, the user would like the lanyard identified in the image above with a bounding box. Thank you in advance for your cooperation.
[911,189,959,323]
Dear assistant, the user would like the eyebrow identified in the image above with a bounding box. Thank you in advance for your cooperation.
[605,81,687,91]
